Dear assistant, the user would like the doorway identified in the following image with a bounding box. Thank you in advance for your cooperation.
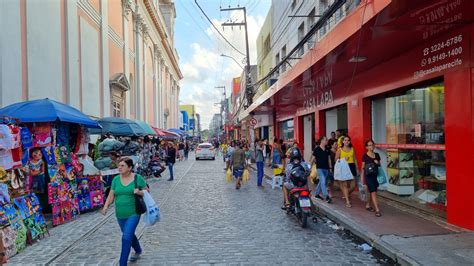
[303,114,315,162]
[325,104,348,137]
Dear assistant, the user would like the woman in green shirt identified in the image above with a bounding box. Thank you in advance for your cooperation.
[101,158,147,265]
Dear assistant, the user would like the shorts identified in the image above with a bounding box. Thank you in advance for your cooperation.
[179,150,185,157]
[365,174,379,193]
[348,163,357,177]
[327,171,335,183]
[233,168,244,178]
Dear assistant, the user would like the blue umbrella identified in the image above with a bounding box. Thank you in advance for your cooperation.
[0,98,100,128]
[90,117,148,136]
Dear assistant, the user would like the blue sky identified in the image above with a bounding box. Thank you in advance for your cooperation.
[173,0,271,129]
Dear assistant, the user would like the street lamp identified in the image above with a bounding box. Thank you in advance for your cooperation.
[220,54,245,70]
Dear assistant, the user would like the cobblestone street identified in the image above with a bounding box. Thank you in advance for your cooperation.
[9,155,379,265]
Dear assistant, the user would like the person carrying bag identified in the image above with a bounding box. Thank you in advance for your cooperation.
[101,158,146,265]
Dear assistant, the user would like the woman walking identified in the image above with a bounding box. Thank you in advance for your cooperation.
[361,139,382,217]
[335,136,359,207]
[101,158,147,265]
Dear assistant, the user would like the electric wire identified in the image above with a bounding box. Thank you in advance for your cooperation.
[194,0,246,57]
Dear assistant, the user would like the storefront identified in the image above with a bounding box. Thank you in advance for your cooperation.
[244,0,474,230]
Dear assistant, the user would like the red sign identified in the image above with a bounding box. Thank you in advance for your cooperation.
[250,118,257,126]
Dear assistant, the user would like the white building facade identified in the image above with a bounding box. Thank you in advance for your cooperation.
[0,0,182,128]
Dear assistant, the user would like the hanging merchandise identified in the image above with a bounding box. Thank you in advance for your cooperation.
[0,112,102,260]
[31,123,52,148]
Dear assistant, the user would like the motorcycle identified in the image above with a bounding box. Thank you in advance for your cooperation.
[286,165,313,228]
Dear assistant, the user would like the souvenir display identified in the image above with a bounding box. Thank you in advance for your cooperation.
[0,117,104,259]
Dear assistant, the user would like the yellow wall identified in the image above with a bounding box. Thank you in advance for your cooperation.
[255,6,273,100]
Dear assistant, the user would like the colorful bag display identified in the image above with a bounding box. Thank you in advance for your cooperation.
[31,123,52,147]
[20,127,33,149]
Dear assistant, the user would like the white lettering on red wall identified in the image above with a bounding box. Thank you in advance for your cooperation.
[303,68,334,111]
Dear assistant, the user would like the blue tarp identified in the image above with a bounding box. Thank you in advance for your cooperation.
[0,98,100,128]
[167,128,187,136]
[89,117,148,136]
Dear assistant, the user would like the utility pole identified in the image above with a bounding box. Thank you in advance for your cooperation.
[215,86,226,142]
[220,6,253,108]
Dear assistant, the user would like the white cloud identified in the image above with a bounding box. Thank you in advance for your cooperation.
[179,13,265,130]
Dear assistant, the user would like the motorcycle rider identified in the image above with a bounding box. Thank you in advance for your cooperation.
[282,147,311,209]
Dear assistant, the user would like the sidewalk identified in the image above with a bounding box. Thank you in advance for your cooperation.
[251,163,474,266]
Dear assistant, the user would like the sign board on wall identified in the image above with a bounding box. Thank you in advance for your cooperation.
[253,114,273,128]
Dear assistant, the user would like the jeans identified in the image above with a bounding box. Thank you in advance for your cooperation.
[167,162,174,180]
[256,161,264,186]
[117,215,142,266]
[315,169,330,199]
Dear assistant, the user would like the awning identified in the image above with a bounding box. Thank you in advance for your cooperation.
[0,98,100,128]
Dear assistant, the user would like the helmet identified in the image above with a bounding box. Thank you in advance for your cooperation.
[289,164,307,187]
[289,147,302,163]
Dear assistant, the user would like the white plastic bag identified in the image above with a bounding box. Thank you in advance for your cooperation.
[358,181,368,202]
[334,159,354,181]
[143,191,161,226]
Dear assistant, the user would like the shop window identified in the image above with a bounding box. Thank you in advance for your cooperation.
[279,119,294,141]
[372,82,446,212]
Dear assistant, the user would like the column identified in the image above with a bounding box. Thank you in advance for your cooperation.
[101,0,110,116]
[133,12,143,119]
[123,0,132,118]
[153,45,160,126]
[65,0,80,109]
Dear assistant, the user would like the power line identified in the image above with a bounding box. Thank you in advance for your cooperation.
[194,0,246,57]
[251,0,348,89]
[176,0,213,44]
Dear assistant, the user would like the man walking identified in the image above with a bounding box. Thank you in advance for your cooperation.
[166,142,176,181]
[231,142,246,190]
[255,140,265,187]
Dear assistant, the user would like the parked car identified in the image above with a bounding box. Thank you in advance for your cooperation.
[195,143,215,160]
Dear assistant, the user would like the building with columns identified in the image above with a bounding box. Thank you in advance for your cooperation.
[0,0,182,128]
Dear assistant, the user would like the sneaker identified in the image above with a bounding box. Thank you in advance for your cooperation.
[315,195,324,200]
[167,178,173,181]
[326,197,332,204]
[129,253,141,262]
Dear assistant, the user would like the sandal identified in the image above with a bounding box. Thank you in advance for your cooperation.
[345,203,352,208]
[366,207,374,212]
[375,212,382,217]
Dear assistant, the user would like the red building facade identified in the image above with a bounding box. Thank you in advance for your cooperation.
[245,0,474,230]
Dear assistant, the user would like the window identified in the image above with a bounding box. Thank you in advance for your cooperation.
[298,22,305,56]
[274,53,280,77]
[281,45,287,72]
[319,1,329,37]
[263,35,270,57]
[307,8,317,49]
[372,82,446,209]
[112,99,122,117]
[291,0,297,10]
[279,120,294,141]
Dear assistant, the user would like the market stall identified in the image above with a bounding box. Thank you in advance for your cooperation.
[0,99,104,259]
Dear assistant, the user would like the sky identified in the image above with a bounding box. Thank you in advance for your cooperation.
[174,0,271,130]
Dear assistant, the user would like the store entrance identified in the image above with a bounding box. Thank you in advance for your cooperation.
[325,104,348,137]
[303,114,315,162]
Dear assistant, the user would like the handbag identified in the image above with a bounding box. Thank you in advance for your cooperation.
[134,175,146,215]
[364,163,378,176]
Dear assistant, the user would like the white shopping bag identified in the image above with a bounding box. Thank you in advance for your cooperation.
[334,158,354,181]
[143,191,161,226]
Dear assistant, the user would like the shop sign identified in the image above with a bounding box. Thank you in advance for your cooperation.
[303,68,334,111]
[413,31,467,80]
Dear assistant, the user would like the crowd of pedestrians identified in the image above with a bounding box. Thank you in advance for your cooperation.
[220,128,383,217]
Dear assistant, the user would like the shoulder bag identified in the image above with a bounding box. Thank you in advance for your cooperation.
[134,175,146,215]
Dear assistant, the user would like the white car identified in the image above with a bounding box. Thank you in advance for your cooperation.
[195,143,215,160]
